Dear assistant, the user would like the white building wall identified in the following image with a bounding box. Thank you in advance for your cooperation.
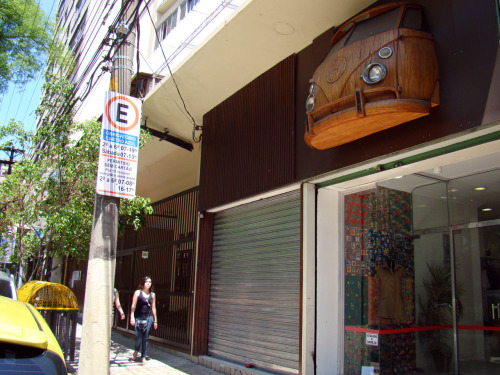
[316,187,343,374]
[54,0,246,124]
[143,0,246,76]
[302,183,316,374]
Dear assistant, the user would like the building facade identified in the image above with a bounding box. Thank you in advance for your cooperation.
[54,0,500,374]
[184,1,500,374]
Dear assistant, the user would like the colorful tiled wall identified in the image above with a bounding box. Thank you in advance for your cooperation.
[344,187,416,375]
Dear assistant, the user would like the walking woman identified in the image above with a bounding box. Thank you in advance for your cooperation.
[130,276,158,363]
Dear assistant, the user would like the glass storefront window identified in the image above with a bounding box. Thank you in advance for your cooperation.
[342,168,500,375]
[412,182,448,231]
[449,170,500,226]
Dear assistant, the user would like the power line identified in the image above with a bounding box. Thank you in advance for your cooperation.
[136,48,195,124]
[15,0,57,121]
[73,0,136,94]
[0,0,31,109]
[143,0,201,142]
[41,0,139,124]
[70,0,119,86]
[27,0,123,127]
[2,0,43,124]
[33,0,131,123]
[72,0,153,115]
[73,0,142,111]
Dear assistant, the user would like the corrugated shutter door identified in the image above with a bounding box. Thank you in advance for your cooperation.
[208,190,301,374]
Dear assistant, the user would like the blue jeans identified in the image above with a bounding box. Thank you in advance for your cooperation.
[134,315,153,358]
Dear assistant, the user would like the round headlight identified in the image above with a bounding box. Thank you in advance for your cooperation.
[306,94,315,112]
[361,62,387,84]
[378,47,392,59]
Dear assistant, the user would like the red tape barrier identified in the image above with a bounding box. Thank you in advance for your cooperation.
[345,325,500,334]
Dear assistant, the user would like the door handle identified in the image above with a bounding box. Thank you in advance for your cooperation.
[492,303,500,320]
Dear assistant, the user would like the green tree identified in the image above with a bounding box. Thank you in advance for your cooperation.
[0,74,152,282]
[0,0,52,95]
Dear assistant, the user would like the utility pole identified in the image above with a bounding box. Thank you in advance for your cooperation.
[78,1,137,373]
[0,147,24,175]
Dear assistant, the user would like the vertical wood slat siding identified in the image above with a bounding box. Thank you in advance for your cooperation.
[116,188,198,349]
[199,55,296,211]
[208,191,301,374]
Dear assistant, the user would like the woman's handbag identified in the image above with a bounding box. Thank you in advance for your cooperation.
[136,319,148,331]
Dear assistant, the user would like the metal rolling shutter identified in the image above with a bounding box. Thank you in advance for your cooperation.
[208,190,301,374]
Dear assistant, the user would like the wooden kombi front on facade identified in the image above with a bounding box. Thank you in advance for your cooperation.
[304,3,439,150]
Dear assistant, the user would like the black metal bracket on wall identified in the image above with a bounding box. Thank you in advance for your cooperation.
[141,124,193,152]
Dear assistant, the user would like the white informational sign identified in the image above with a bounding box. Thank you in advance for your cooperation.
[366,332,379,346]
[0,226,16,263]
[361,366,375,375]
[96,91,142,199]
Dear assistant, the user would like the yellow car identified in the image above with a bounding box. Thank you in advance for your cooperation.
[0,296,67,374]
[0,271,17,300]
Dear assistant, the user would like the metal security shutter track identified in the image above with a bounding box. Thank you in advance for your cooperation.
[208,190,301,374]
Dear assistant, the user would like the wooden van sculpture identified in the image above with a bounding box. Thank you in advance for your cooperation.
[304,3,439,150]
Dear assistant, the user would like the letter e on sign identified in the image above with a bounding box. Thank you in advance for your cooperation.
[105,95,139,132]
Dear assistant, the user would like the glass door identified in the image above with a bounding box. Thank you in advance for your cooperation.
[413,169,500,374]
[413,180,456,374]
[453,225,500,374]
[448,169,500,374]
[414,231,456,374]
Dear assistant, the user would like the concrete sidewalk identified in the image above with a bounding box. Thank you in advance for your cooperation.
[66,324,222,375]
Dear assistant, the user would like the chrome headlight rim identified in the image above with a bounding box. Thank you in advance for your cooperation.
[306,93,315,112]
[361,62,387,85]
[306,84,316,112]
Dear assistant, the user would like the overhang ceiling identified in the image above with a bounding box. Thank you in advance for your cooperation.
[137,0,376,201]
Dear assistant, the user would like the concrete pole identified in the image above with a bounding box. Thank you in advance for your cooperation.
[78,1,136,373]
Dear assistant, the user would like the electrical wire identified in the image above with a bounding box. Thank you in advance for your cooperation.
[19,0,109,125]
[72,0,123,91]
[143,1,201,142]
[73,0,137,95]
[72,0,150,115]
[72,0,114,68]
[74,0,142,109]
[154,0,235,77]
[136,46,194,124]
[0,0,30,114]
[35,0,137,127]
[14,0,57,121]
[2,0,43,125]
[34,0,164,134]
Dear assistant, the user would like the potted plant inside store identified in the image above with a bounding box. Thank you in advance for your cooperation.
[418,263,463,373]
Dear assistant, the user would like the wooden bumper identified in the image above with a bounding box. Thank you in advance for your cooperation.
[305,98,431,150]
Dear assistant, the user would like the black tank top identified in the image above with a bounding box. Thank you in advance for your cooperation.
[135,291,152,318]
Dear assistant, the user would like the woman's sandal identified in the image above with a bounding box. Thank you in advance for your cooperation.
[132,351,138,361]
[141,357,147,364]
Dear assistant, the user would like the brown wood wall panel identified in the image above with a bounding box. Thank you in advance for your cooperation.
[116,187,198,350]
[199,55,296,211]
[192,212,214,356]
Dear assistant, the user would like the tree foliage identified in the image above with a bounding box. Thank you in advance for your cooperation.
[0,0,52,95]
[0,75,152,282]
